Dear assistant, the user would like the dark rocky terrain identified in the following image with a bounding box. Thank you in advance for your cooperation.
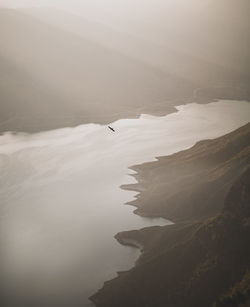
[91,123,250,307]
[123,123,250,222]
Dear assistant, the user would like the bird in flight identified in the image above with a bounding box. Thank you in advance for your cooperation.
[108,126,115,132]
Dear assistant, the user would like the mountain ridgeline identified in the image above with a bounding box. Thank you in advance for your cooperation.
[123,123,250,222]
[1,0,249,132]
[0,8,191,132]
[91,123,250,307]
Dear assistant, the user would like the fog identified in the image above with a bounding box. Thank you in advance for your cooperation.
[1,100,250,306]
[0,0,249,132]
[0,2,249,305]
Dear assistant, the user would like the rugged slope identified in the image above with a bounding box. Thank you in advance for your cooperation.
[123,123,250,222]
[91,124,250,307]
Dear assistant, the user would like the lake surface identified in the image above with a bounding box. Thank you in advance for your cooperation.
[0,100,250,307]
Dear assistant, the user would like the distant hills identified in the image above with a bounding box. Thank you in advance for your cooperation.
[1,2,249,132]
[0,8,192,132]
[91,123,250,307]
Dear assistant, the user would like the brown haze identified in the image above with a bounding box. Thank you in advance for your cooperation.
[0,1,250,307]
[0,0,249,132]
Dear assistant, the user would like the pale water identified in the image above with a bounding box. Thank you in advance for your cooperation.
[0,100,249,306]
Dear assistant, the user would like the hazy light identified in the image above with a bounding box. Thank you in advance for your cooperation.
[1,100,250,306]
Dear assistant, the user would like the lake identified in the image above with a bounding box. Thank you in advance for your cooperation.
[0,100,249,306]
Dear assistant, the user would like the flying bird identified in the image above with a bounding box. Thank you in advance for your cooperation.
[108,126,115,132]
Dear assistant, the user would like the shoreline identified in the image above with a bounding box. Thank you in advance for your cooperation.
[1,85,248,134]
[115,232,144,252]
[90,120,250,306]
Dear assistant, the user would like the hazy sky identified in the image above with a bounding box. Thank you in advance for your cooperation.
[0,0,205,21]
[0,0,191,8]
[1,0,248,132]
[0,0,211,44]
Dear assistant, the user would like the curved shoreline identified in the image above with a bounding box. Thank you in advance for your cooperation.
[2,86,248,134]
[90,121,250,306]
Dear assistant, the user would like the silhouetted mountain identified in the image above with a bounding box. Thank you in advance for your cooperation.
[24,6,250,87]
[1,4,249,132]
[26,5,250,96]
[0,8,194,132]
[91,124,250,307]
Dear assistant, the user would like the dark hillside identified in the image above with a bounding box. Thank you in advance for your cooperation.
[91,167,250,307]
[122,123,250,222]
[91,124,250,306]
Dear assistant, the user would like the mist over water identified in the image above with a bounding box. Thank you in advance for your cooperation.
[0,100,250,306]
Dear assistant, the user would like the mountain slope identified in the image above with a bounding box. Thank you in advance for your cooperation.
[1,4,249,132]
[25,5,250,93]
[122,123,250,222]
[91,127,250,307]
[0,8,194,132]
